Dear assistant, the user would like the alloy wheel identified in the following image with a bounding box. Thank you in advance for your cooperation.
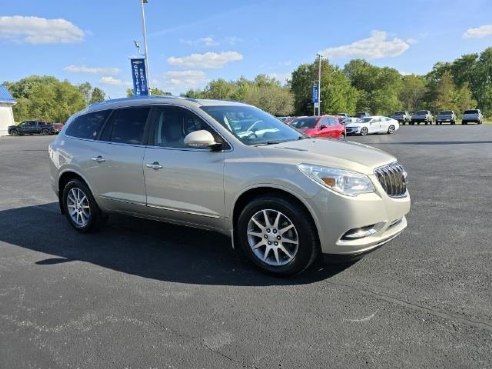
[246,209,299,266]
[66,187,91,228]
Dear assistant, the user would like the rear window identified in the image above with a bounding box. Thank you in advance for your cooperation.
[464,110,478,114]
[416,110,428,114]
[65,110,111,140]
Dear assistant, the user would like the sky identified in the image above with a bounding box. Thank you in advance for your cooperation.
[1,0,492,98]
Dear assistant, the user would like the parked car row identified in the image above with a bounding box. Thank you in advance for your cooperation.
[390,109,483,125]
[8,120,64,136]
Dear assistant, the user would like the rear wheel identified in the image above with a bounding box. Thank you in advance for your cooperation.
[387,125,395,134]
[9,129,19,136]
[62,179,105,233]
[237,195,319,276]
[41,129,49,135]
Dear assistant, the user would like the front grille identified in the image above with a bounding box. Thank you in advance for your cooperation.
[374,162,407,197]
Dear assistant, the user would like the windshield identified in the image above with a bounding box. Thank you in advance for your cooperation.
[464,110,478,114]
[416,110,427,115]
[290,117,318,129]
[201,105,303,145]
[439,111,452,114]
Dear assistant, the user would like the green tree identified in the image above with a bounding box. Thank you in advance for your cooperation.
[89,87,106,104]
[78,82,92,104]
[344,60,402,114]
[432,71,457,112]
[455,82,477,113]
[291,59,357,115]
[4,75,86,123]
[400,75,427,112]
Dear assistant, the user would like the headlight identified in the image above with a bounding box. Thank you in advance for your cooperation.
[298,164,375,196]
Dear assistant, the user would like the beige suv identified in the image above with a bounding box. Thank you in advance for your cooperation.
[49,97,411,275]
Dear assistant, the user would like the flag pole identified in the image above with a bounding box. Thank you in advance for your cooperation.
[140,0,150,95]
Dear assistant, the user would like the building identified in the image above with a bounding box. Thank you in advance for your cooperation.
[0,85,16,136]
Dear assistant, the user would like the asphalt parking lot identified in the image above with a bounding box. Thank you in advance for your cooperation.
[1,125,491,368]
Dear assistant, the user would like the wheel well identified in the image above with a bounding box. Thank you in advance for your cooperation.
[232,187,320,241]
[58,172,88,214]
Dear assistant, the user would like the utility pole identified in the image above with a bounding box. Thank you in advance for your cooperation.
[317,53,322,115]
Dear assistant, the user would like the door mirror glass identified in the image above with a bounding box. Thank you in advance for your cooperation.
[184,130,217,149]
[320,125,327,129]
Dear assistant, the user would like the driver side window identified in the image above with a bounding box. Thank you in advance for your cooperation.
[150,107,225,149]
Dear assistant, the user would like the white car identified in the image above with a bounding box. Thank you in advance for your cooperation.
[345,116,399,136]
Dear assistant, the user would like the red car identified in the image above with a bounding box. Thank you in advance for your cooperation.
[289,115,345,139]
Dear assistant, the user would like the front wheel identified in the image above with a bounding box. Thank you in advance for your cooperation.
[360,127,368,136]
[462,121,467,125]
[237,195,319,276]
[62,179,105,233]
[9,129,19,136]
[41,129,49,135]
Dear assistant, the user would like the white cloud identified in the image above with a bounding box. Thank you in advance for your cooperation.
[167,51,243,69]
[463,25,492,39]
[164,70,208,88]
[65,65,120,76]
[320,31,410,59]
[180,36,219,47]
[100,76,130,87]
[0,16,84,44]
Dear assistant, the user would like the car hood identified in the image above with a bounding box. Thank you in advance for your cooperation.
[257,138,396,174]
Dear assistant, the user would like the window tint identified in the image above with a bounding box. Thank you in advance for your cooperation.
[102,107,150,145]
[150,107,221,148]
[464,110,478,114]
[66,110,111,140]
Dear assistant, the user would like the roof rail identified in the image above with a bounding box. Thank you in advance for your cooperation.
[88,95,181,108]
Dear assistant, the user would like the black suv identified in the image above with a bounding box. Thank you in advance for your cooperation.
[8,120,54,136]
[436,111,456,125]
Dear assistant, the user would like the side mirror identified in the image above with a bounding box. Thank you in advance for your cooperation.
[320,125,327,129]
[184,130,218,149]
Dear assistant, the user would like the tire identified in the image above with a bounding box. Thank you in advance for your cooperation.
[360,127,369,136]
[62,179,105,233]
[451,121,455,125]
[41,129,49,135]
[9,129,19,136]
[387,125,395,134]
[236,195,320,276]
[462,121,467,125]
[478,120,483,125]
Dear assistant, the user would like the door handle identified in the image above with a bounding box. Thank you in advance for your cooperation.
[146,161,163,170]
[91,155,105,163]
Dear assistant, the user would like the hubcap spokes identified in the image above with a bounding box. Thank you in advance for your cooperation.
[67,188,90,227]
[247,209,299,266]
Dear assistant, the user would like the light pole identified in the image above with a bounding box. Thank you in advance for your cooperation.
[317,53,322,115]
[140,0,150,94]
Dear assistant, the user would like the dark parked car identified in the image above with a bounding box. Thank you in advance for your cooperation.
[390,111,411,125]
[355,112,371,118]
[8,120,55,136]
[436,111,456,125]
[461,109,483,125]
[410,110,433,125]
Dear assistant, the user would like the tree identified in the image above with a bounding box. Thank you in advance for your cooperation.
[343,60,402,114]
[78,82,92,104]
[432,71,457,112]
[89,87,106,104]
[455,82,477,113]
[4,75,86,123]
[291,59,357,115]
[400,75,426,112]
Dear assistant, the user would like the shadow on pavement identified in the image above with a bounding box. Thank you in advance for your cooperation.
[0,203,355,286]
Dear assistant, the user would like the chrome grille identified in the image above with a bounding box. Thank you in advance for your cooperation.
[374,162,407,197]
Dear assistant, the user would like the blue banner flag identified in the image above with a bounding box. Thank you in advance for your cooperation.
[311,83,318,103]
[131,58,149,96]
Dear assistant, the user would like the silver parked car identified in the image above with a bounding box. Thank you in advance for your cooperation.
[49,97,411,275]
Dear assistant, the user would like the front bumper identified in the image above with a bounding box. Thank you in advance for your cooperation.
[306,179,411,256]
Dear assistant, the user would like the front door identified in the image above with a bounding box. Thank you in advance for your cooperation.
[143,106,226,230]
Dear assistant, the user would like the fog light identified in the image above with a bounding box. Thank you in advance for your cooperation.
[342,225,378,240]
